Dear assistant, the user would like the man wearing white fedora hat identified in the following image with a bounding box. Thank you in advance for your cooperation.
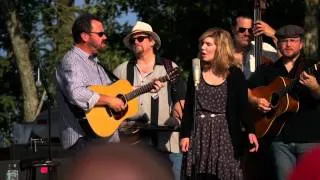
[114,21,186,180]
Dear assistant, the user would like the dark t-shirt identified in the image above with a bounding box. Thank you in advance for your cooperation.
[248,55,320,142]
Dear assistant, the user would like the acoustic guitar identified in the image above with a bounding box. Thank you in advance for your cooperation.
[251,62,320,138]
[83,67,181,138]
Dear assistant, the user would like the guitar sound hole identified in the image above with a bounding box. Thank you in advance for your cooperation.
[113,107,128,120]
[108,106,128,120]
[112,94,128,120]
[271,93,279,107]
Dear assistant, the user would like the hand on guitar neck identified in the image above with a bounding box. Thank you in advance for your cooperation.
[299,71,320,99]
[98,80,164,112]
[132,79,165,92]
[150,80,165,93]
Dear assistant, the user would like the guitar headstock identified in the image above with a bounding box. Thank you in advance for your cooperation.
[305,61,320,75]
[315,61,320,71]
[166,67,181,83]
[254,0,267,9]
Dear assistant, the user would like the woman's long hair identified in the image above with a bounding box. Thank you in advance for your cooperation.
[199,28,236,76]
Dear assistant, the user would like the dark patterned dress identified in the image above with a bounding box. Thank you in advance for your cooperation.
[182,76,243,180]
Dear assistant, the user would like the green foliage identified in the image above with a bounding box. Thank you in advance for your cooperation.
[83,0,132,69]
[0,57,20,146]
[125,0,307,71]
[38,1,77,74]
[0,59,19,125]
[39,0,132,74]
[124,0,250,68]
[265,0,306,28]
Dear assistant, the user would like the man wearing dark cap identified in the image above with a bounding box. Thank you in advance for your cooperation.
[247,24,320,180]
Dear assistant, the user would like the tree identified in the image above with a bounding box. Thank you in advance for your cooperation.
[125,0,257,68]
[304,0,319,58]
[1,0,40,123]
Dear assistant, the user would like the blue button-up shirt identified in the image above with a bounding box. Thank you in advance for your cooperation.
[56,46,119,149]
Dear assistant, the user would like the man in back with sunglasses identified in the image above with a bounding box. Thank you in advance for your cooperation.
[232,11,279,79]
[113,21,186,180]
[231,11,280,179]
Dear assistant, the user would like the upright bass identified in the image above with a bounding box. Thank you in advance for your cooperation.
[250,0,278,138]
[253,0,266,69]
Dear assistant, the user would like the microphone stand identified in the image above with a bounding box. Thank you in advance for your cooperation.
[191,85,198,180]
[36,63,59,180]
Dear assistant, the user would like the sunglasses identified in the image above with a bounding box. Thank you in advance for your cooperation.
[129,36,149,45]
[238,27,253,34]
[88,31,107,37]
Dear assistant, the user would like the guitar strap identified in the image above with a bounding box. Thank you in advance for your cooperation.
[127,60,162,123]
[127,60,135,85]
[288,55,304,79]
[97,62,119,83]
[162,58,180,103]
[127,60,158,146]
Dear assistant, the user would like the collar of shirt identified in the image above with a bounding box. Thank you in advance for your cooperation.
[72,46,99,64]
[129,55,166,66]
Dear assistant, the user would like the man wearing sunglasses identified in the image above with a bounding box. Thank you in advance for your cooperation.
[232,11,279,79]
[113,21,186,180]
[55,14,128,154]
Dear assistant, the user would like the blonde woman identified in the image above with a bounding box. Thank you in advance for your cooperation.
[180,28,259,180]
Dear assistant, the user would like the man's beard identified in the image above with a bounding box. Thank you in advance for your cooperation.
[89,41,105,52]
[283,50,300,59]
[133,46,144,55]
[235,37,251,50]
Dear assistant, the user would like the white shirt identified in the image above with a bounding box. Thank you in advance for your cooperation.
[113,60,181,153]
[243,41,278,79]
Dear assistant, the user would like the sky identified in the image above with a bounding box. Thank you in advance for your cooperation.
[117,11,137,25]
[75,0,137,25]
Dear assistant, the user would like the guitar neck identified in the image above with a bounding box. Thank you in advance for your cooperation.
[125,75,168,101]
[280,62,320,95]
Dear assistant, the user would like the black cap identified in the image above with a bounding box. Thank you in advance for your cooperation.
[275,25,304,39]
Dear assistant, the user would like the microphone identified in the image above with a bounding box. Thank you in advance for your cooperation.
[36,67,42,87]
[192,58,201,89]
